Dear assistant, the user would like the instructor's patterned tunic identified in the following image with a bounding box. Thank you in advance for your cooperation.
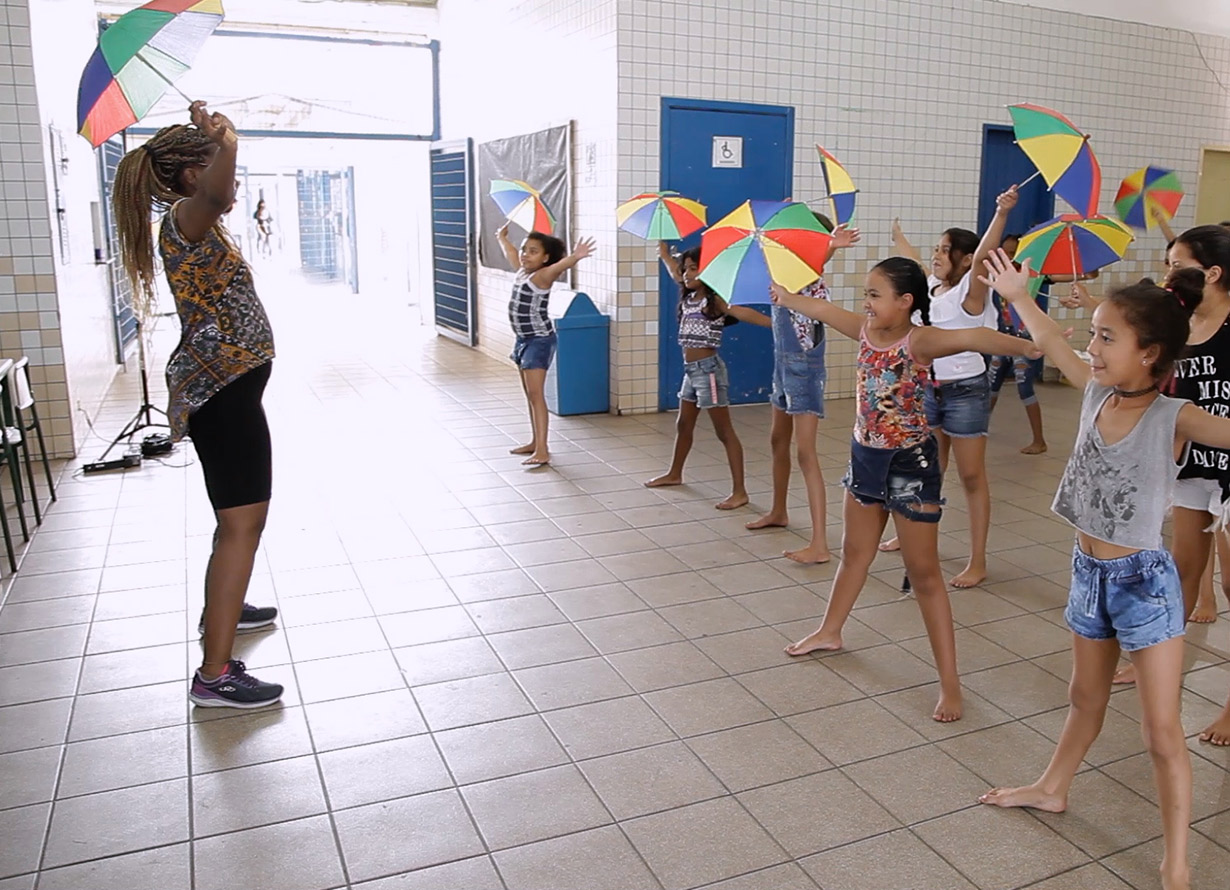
[161,201,275,441]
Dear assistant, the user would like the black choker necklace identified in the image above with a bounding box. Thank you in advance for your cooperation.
[1113,383,1159,399]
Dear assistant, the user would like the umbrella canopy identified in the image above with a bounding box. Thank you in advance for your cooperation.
[1015,213,1134,279]
[78,0,224,147]
[490,179,556,234]
[616,190,707,241]
[815,145,857,226]
[698,200,832,304]
[1114,166,1184,231]
[1008,103,1102,218]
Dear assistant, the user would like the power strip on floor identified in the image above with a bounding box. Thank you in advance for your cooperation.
[82,454,142,475]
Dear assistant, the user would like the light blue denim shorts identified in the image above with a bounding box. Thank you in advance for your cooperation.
[679,355,729,409]
[1065,546,1185,651]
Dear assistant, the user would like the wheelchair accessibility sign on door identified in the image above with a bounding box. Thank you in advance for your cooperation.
[712,136,743,168]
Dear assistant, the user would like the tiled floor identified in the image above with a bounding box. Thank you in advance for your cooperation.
[2,281,1229,890]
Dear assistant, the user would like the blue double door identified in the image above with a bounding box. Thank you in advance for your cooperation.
[658,98,794,410]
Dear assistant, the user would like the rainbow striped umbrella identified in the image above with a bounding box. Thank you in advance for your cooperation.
[815,145,858,225]
[77,0,224,147]
[1114,166,1184,231]
[489,179,556,234]
[1015,214,1134,279]
[1008,104,1102,218]
[698,200,832,305]
[616,191,706,241]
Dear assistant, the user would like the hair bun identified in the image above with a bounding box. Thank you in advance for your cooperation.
[1164,266,1206,314]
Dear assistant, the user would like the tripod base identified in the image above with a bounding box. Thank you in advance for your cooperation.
[96,403,169,462]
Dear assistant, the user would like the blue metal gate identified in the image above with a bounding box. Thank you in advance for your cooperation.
[97,135,138,362]
[429,139,476,346]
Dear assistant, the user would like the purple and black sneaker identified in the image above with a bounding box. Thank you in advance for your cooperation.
[197,602,278,637]
[189,659,283,709]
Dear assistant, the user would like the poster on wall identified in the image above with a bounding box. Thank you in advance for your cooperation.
[476,123,572,274]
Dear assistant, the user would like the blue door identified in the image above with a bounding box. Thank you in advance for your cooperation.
[977,124,1055,236]
[659,98,794,410]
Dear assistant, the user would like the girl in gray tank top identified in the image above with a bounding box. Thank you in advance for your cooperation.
[976,252,1230,890]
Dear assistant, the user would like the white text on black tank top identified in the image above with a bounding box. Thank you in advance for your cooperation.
[1175,354,1230,470]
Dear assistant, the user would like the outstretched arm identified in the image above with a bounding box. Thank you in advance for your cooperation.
[770,282,863,341]
[891,218,922,263]
[658,240,682,283]
[1178,403,1230,450]
[825,224,861,266]
[531,237,596,289]
[1153,206,1177,245]
[980,249,1091,389]
[964,186,1018,316]
[912,324,1041,365]
[721,301,771,328]
[496,223,520,270]
[176,102,239,242]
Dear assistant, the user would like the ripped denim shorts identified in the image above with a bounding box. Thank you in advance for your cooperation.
[842,436,944,523]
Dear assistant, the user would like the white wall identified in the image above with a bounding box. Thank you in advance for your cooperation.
[998,0,1230,39]
[615,0,1230,408]
[438,0,621,403]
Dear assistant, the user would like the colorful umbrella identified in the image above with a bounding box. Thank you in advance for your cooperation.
[1014,214,1134,279]
[489,179,556,234]
[616,190,706,241]
[1114,166,1184,231]
[1008,103,1102,218]
[698,200,833,304]
[815,145,858,226]
[77,0,224,147]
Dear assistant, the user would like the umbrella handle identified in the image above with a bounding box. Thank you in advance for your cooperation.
[1016,169,1042,189]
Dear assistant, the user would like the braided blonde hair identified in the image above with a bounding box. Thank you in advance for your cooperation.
[111,123,215,316]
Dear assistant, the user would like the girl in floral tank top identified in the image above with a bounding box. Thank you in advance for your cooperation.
[771,257,1039,724]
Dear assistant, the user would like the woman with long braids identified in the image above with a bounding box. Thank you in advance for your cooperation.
[113,102,281,708]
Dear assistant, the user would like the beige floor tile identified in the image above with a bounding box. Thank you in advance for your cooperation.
[412,672,533,731]
[659,597,762,639]
[875,685,1014,741]
[485,623,597,669]
[0,625,89,667]
[283,616,388,662]
[693,626,795,675]
[77,642,187,695]
[1103,832,1230,888]
[1022,863,1134,889]
[294,650,405,704]
[462,763,611,849]
[1027,770,1160,858]
[972,612,1072,659]
[963,660,1071,719]
[844,745,989,825]
[938,721,1068,787]
[800,828,976,890]
[435,714,568,785]
[547,582,647,621]
[0,803,47,880]
[0,595,95,633]
[302,689,426,752]
[0,698,71,753]
[626,570,727,608]
[914,805,1090,890]
[1024,704,1146,767]
[821,643,937,696]
[645,677,775,737]
[543,696,675,760]
[353,855,504,890]
[689,720,831,793]
[695,862,820,890]
[623,797,789,890]
[464,594,567,634]
[393,636,503,686]
[194,814,345,890]
[734,587,827,625]
[37,844,190,890]
[58,724,187,798]
[319,734,451,809]
[190,707,314,773]
[84,613,186,656]
[736,660,864,717]
[576,610,685,653]
[580,740,727,819]
[5,570,100,604]
[606,640,725,692]
[333,789,484,883]
[192,754,326,836]
[44,779,188,868]
[513,656,634,710]
[1102,750,1230,821]
[493,824,659,890]
[0,658,81,707]
[739,770,898,857]
[524,559,618,593]
[0,745,60,808]
[786,699,927,766]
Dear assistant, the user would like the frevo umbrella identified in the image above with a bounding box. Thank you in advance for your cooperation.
[77,0,225,147]
[1008,103,1102,218]
[1114,166,1184,231]
[815,145,858,226]
[490,179,556,235]
[1014,214,1134,279]
[698,200,832,305]
[616,190,707,241]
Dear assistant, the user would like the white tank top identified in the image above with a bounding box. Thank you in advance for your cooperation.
[925,272,998,381]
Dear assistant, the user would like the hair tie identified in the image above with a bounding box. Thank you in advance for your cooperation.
[142,143,158,162]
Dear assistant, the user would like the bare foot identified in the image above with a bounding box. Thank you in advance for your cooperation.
[645,474,682,488]
[1161,858,1192,890]
[746,511,788,530]
[1113,663,1137,685]
[1020,441,1048,455]
[716,493,749,510]
[1190,597,1219,624]
[934,688,963,723]
[522,453,550,467]
[784,629,842,656]
[510,443,535,455]
[950,565,988,588]
[878,537,900,552]
[978,784,1067,813]
[784,545,832,565]
[1199,710,1230,746]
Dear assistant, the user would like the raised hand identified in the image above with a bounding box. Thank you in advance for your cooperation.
[996,185,1020,214]
[832,224,862,250]
[189,101,236,148]
[978,249,1032,301]
[571,237,597,261]
[891,217,904,242]
[497,222,510,239]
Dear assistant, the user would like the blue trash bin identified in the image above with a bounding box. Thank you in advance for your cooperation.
[545,291,610,416]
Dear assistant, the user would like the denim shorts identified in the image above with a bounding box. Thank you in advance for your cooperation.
[511,333,557,371]
[842,436,944,522]
[1065,547,1185,651]
[924,373,992,437]
[989,354,1042,405]
[679,355,729,409]
[770,352,826,417]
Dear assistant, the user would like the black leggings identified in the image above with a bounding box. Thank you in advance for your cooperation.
[188,363,273,510]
